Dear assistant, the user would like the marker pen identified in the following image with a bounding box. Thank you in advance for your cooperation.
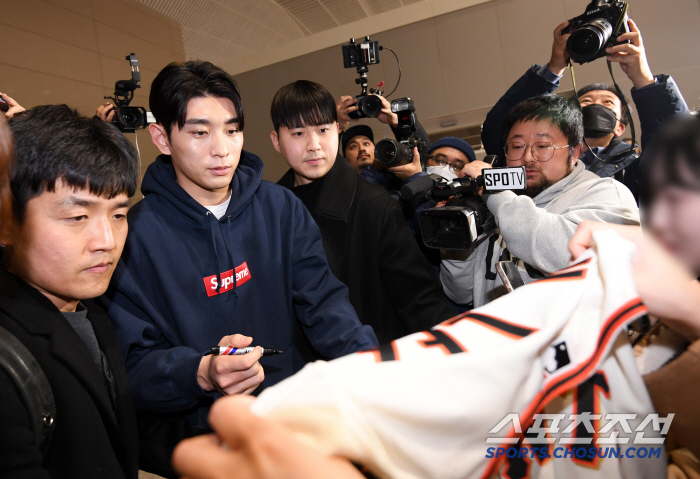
[204,346,283,357]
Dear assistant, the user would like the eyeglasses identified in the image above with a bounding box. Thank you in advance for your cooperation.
[503,142,570,163]
[427,154,466,173]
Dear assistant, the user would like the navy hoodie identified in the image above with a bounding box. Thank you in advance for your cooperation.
[99,151,377,428]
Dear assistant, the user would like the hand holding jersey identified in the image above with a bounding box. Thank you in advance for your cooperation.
[242,230,664,479]
[570,221,700,342]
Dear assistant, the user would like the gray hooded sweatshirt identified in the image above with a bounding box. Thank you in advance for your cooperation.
[440,161,640,307]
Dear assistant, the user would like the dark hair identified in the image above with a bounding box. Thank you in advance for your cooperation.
[0,116,12,237]
[149,60,244,137]
[9,105,138,222]
[501,93,583,152]
[270,80,337,133]
[639,114,700,207]
[575,83,630,127]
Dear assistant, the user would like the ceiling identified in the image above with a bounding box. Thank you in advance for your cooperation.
[138,0,487,74]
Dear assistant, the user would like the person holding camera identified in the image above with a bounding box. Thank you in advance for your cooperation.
[481,16,688,202]
[273,80,455,345]
[0,92,26,119]
[338,94,430,203]
[440,93,640,308]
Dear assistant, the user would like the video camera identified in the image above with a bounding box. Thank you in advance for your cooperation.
[374,97,425,168]
[562,0,629,64]
[105,53,150,132]
[420,165,526,250]
[342,36,384,119]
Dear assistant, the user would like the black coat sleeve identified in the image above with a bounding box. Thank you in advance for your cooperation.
[631,74,689,151]
[0,369,50,479]
[377,199,456,333]
[481,66,561,158]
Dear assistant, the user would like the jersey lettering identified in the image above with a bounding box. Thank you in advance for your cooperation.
[418,329,467,355]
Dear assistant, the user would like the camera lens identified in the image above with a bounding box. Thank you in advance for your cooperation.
[357,95,383,118]
[115,106,145,131]
[567,18,612,63]
[375,138,412,167]
[439,218,466,236]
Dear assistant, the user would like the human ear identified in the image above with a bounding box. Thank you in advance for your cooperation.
[149,123,172,155]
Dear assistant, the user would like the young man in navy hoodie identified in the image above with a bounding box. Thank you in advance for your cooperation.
[99,61,378,429]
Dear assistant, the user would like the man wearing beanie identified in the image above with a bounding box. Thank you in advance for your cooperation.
[424,137,477,181]
[341,124,376,174]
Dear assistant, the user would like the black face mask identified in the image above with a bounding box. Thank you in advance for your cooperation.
[582,104,618,139]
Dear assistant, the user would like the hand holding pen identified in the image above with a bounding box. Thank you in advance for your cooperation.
[205,346,283,356]
[197,334,266,396]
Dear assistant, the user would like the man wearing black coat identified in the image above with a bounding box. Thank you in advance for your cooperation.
[481,18,688,202]
[272,81,455,344]
[0,106,139,478]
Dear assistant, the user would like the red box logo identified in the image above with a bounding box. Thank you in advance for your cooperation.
[202,262,251,297]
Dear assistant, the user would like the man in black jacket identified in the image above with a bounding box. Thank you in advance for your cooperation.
[481,18,688,202]
[0,105,140,478]
[271,80,455,345]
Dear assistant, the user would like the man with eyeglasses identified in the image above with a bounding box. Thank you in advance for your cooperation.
[480,19,687,202]
[440,94,640,309]
[424,137,476,181]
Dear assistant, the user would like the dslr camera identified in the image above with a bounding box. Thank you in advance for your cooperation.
[105,53,150,132]
[562,0,629,64]
[420,165,526,250]
[342,36,384,119]
[374,98,425,168]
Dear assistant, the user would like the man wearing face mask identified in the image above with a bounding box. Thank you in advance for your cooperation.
[423,137,477,181]
[481,18,688,202]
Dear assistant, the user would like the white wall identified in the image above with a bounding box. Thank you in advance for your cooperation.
[232,0,700,182]
[0,0,186,197]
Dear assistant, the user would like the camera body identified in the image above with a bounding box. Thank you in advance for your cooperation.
[562,0,629,64]
[113,105,148,132]
[420,167,526,250]
[343,37,385,120]
[342,38,380,69]
[350,89,384,120]
[374,98,426,167]
[106,53,150,132]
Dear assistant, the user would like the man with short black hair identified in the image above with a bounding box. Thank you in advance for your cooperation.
[481,19,688,201]
[441,94,640,308]
[100,61,377,430]
[272,80,455,344]
[0,105,139,478]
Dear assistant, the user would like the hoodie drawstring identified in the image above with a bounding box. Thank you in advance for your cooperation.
[226,215,238,298]
[207,211,237,299]
[225,215,238,298]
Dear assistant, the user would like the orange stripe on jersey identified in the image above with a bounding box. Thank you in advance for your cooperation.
[534,268,588,284]
[481,298,647,478]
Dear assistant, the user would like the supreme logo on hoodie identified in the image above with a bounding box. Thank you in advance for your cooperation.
[203,262,251,297]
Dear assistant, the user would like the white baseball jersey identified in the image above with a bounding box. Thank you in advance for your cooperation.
[251,231,667,479]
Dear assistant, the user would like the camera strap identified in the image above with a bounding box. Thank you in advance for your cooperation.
[0,325,56,457]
